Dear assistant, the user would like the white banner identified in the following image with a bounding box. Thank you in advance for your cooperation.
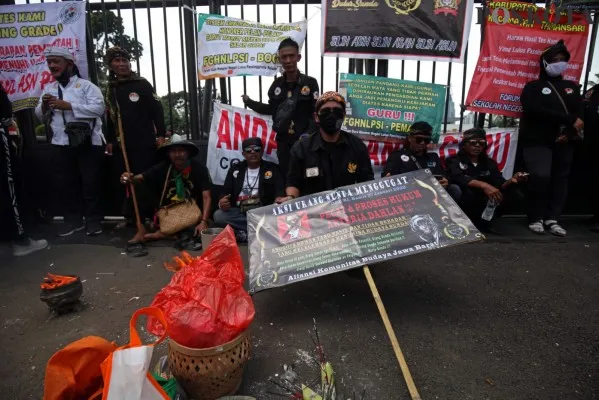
[0,1,88,112]
[207,103,519,184]
[208,102,279,185]
[197,14,307,79]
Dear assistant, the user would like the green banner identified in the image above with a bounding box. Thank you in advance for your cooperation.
[339,74,446,143]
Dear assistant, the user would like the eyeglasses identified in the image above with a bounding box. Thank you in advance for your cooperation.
[467,140,487,147]
[412,136,431,144]
[243,146,262,153]
[318,107,344,119]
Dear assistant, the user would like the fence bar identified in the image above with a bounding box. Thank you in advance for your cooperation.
[444,62,453,133]
[355,59,364,74]
[583,12,598,92]
[223,0,233,104]
[85,2,99,85]
[377,60,388,77]
[146,0,157,88]
[401,60,405,79]
[115,0,124,47]
[432,61,436,83]
[162,0,174,132]
[304,0,308,76]
[458,44,469,132]
[178,0,190,134]
[131,0,141,72]
[256,0,263,102]
[100,0,109,52]
[335,57,340,91]
[240,0,248,98]
[416,60,420,81]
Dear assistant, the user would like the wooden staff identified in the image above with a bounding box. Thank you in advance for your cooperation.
[116,103,145,241]
[363,265,421,400]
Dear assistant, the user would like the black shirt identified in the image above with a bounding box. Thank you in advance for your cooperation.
[105,78,166,148]
[445,153,505,190]
[382,148,444,177]
[222,160,285,206]
[287,130,374,195]
[142,159,212,209]
[245,72,319,144]
[519,72,582,148]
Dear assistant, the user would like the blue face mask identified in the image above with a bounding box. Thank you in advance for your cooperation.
[543,60,568,77]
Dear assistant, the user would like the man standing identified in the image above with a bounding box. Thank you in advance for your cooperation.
[1,83,48,256]
[277,91,374,201]
[214,137,284,242]
[35,47,106,237]
[383,121,461,201]
[104,46,166,235]
[242,38,319,180]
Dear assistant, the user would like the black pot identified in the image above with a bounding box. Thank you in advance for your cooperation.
[40,276,83,313]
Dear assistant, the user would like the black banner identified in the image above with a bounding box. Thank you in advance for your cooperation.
[248,170,482,293]
[321,0,473,62]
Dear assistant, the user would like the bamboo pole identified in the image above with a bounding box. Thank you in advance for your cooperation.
[363,265,421,400]
[116,104,145,242]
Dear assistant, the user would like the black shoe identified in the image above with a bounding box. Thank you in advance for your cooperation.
[235,229,248,244]
[86,222,103,236]
[57,223,85,237]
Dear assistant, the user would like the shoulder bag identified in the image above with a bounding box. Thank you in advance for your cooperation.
[156,165,202,236]
[58,86,96,148]
[546,81,582,141]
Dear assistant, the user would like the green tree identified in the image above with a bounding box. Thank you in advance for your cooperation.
[160,89,220,134]
[90,11,143,85]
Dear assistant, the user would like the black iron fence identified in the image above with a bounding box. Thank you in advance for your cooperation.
[9,0,599,139]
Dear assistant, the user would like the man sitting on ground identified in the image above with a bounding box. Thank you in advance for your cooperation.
[445,128,527,233]
[383,121,461,202]
[120,134,212,252]
[214,137,284,243]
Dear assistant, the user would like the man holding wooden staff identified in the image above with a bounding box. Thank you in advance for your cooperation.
[104,46,167,255]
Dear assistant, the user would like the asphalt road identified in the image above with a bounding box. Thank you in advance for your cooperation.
[0,221,598,399]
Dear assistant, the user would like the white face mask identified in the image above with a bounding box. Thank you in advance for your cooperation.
[544,60,568,77]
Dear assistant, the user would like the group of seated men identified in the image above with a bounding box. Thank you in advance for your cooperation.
[212,91,527,238]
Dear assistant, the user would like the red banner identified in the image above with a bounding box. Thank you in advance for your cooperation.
[465,2,589,118]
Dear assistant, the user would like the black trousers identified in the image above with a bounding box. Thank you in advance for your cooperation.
[112,146,157,220]
[0,127,26,241]
[522,145,574,223]
[458,185,524,226]
[276,139,291,185]
[53,144,104,225]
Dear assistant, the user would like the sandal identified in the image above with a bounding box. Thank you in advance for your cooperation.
[544,220,566,237]
[528,221,545,234]
[125,242,148,257]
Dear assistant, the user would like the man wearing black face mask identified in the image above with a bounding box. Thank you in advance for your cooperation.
[519,39,583,237]
[277,91,374,201]
[383,121,461,201]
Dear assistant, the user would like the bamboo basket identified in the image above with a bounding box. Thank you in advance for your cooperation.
[168,331,251,400]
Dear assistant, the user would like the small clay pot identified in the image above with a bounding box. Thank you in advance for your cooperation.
[40,276,83,314]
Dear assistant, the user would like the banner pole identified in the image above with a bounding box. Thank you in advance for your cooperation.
[363,265,421,400]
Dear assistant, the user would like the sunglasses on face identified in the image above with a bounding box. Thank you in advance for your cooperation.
[244,146,262,153]
[467,139,487,147]
[412,136,431,144]
[318,107,344,119]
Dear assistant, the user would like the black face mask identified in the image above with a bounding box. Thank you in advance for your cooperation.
[318,107,344,134]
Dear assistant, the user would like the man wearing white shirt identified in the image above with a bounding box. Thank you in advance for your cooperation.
[35,47,106,237]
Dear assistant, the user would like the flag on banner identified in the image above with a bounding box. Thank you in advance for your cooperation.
[321,0,474,62]
[0,1,88,112]
[197,14,307,79]
[465,1,589,117]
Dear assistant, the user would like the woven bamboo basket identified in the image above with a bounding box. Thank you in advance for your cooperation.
[168,331,251,400]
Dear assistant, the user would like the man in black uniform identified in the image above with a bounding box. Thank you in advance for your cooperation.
[583,83,599,232]
[242,38,319,180]
[446,128,527,231]
[383,121,461,201]
[277,91,374,201]
[214,137,284,242]
[104,47,166,241]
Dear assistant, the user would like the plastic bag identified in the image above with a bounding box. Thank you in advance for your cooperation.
[147,226,255,348]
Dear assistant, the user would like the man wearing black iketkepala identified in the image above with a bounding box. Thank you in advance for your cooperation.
[242,38,319,181]
[104,46,167,239]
